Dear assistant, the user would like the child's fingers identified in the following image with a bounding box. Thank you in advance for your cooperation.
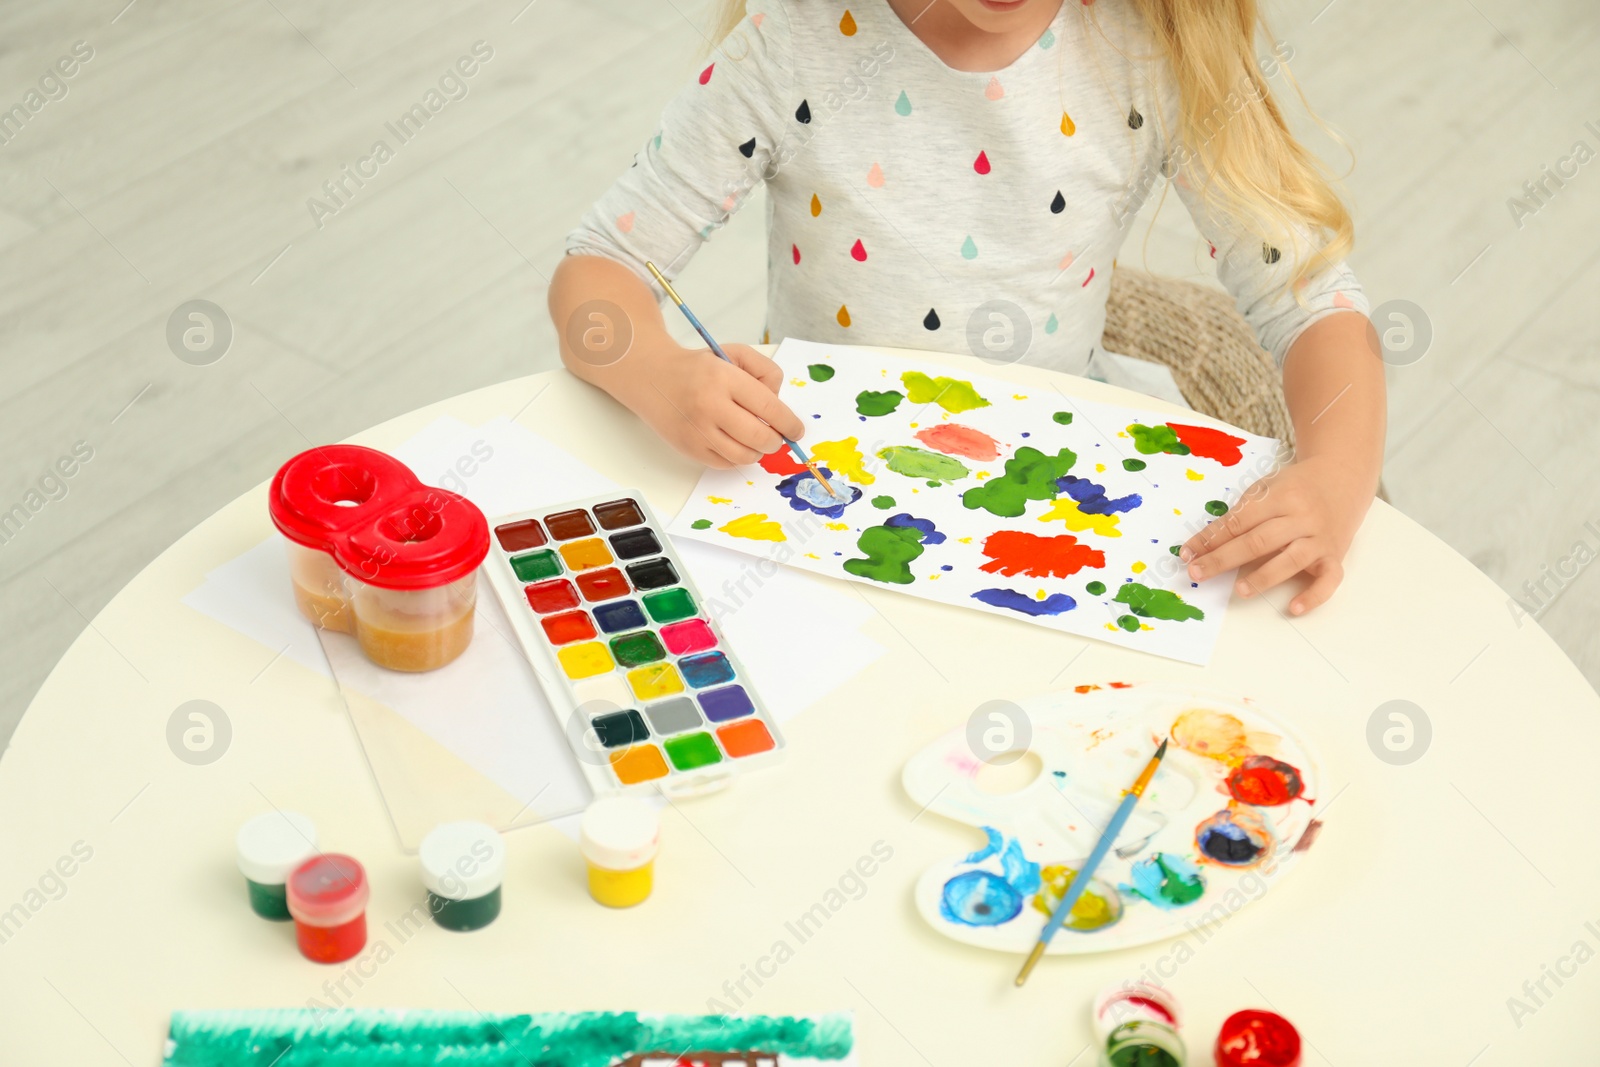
[732,374,806,442]
[1185,517,1302,581]
[726,345,786,395]
[1180,492,1283,561]
[714,398,785,459]
[1235,537,1322,597]
[1289,558,1344,616]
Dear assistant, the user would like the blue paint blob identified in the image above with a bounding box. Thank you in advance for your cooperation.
[1055,475,1142,515]
[941,564,953,571]
[883,512,945,545]
[775,468,862,518]
[1196,810,1269,866]
[971,588,1077,616]
[939,870,1023,927]
[1119,852,1205,910]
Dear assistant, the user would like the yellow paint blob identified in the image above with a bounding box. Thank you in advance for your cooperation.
[1039,497,1122,538]
[810,193,822,216]
[811,436,874,485]
[1131,561,1147,574]
[790,377,808,387]
[804,553,820,559]
[1186,469,1204,481]
[719,513,786,542]
[837,305,851,327]
[587,859,655,908]
[558,642,614,680]
[1061,111,1076,136]
[609,744,669,785]
[627,663,684,701]
[707,495,732,504]
[1012,393,1028,400]
[824,522,849,531]
[1095,463,1106,473]
[559,538,612,571]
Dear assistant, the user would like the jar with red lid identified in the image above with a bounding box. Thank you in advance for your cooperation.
[268,445,489,672]
[286,853,369,964]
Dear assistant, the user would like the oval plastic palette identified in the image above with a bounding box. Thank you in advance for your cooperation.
[902,683,1322,955]
[484,492,785,797]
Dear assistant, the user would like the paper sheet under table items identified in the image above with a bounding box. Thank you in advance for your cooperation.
[182,415,884,848]
[671,340,1281,666]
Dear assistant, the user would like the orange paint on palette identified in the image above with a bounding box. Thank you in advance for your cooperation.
[1169,422,1247,466]
[913,423,1000,461]
[978,530,1105,579]
[758,448,808,475]
[558,538,613,571]
[610,744,670,785]
[717,719,776,758]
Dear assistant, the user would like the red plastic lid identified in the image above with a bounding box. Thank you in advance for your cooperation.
[268,444,488,590]
[1215,1009,1302,1067]
[286,853,369,928]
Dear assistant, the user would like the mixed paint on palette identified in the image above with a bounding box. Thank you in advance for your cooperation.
[671,340,1279,665]
[902,684,1320,955]
[163,1010,856,1067]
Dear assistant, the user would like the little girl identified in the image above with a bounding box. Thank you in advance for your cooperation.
[550,0,1385,615]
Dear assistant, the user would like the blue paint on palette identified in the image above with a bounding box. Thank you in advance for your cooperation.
[940,870,1022,927]
[971,588,1077,616]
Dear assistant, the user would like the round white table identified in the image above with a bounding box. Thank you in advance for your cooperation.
[3,351,1597,1065]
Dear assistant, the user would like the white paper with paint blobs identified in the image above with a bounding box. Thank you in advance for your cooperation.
[669,340,1281,666]
[902,683,1322,955]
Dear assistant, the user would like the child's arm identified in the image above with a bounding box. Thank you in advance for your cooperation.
[1180,311,1385,614]
[548,254,803,469]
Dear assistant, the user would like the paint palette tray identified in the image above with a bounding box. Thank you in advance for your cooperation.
[483,492,785,797]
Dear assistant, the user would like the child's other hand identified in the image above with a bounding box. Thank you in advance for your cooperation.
[624,344,805,469]
[1178,455,1373,615]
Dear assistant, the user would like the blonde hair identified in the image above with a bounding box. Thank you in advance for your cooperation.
[706,0,1351,289]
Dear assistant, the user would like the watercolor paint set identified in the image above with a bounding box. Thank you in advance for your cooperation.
[482,492,785,796]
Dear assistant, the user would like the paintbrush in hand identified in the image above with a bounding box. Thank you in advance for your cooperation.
[1015,737,1170,986]
[644,260,837,498]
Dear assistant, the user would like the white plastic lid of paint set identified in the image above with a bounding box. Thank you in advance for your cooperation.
[235,811,319,885]
[580,797,661,870]
[419,821,506,901]
[1092,982,1183,1041]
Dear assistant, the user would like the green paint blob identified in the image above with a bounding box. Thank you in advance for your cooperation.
[901,371,991,413]
[855,389,904,416]
[510,549,562,582]
[1115,582,1205,622]
[876,445,970,483]
[610,631,666,668]
[871,495,896,509]
[807,363,836,382]
[1085,580,1106,595]
[1169,545,1182,555]
[690,518,712,530]
[1123,458,1147,472]
[1205,499,1229,516]
[1127,423,1190,456]
[1052,411,1073,425]
[665,731,723,771]
[164,1010,856,1067]
[960,446,1077,517]
[842,524,925,585]
[1117,614,1141,632]
[245,878,292,921]
[642,587,696,623]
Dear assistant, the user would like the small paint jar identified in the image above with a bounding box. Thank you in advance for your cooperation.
[1103,1021,1186,1067]
[286,853,369,964]
[1093,982,1183,1041]
[579,797,660,908]
[235,811,319,921]
[419,821,506,931]
[1215,1009,1300,1067]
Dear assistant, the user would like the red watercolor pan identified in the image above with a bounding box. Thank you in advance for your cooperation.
[576,567,630,602]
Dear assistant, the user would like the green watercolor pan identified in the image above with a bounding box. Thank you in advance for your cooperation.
[483,491,786,797]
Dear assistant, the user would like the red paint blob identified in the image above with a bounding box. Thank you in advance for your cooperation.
[1171,422,1247,466]
[1226,755,1305,806]
[792,243,801,265]
[524,579,581,614]
[541,610,597,645]
[913,423,1000,461]
[758,449,808,475]
[978,530,1106,578]
[1121,995,1176,1024]
[850,238,867,261]
[1082,267,1095,287]
[698,63,714,85]
[973,150,991,175]
[1216,1009,1302,1067]
[576,567,630,602]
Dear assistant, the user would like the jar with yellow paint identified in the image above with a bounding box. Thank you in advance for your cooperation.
[579,797,660,908]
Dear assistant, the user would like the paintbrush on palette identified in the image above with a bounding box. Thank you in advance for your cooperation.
[644,260,838,498]
[1015,737,1171,987]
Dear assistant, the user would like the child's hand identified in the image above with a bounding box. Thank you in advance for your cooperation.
[1178,455,1373,616]
[623,344,805,469]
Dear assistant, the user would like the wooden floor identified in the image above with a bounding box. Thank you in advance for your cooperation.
[2,0,1597,747]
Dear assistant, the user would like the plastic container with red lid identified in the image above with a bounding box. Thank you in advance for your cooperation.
[268,445,489,672]
[286,853,370,964]
[1215,1008,1302,1067]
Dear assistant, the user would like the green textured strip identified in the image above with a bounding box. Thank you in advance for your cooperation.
[165,1010,854,1066]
